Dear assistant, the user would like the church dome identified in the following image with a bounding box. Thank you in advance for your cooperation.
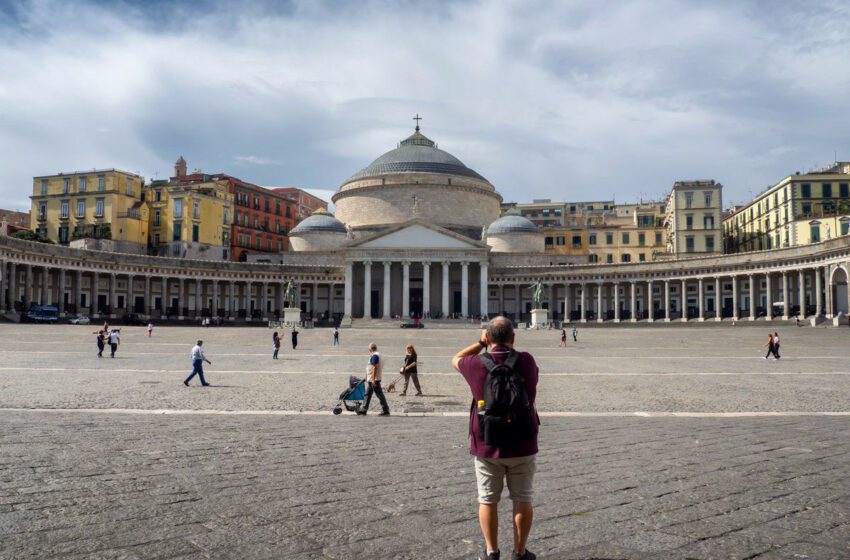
[343,130,487,184]
[290,209,346,235]
[487,214,539,235]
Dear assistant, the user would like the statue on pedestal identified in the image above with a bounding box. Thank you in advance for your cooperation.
[532,280,545,309]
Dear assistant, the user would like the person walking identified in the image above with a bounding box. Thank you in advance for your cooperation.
[184,340,212,386]
[291,327,299,350]
[763,333,776,360]
[357,343,390,416]
[94,330,106,358]
[333,327,340,346]
[572,326,578,342]
[147,322,153,337]
[452,316,540,560]
[773,331,781,359]
[559,328,566,348]
[399,344,422,397]
[272,331,281,359]
[108,329,120,358]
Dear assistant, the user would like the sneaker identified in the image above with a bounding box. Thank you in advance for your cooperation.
[201,383,211,387]
[378,411,390,416]
[356,410,367,416]
[183,381,189,386]
[512,550,535,560]
[414,392,423,396]
[399,392,407,396]
[479,550,500,560]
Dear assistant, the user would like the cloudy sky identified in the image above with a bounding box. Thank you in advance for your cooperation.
[1,0,849,212]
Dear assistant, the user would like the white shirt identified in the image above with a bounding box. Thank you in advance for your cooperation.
[367,351,382,381]
[147,323,153,330]
[109,331,120,344]
[192,345,205,361]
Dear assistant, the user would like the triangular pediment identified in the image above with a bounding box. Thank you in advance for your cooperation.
[350,221,486,250]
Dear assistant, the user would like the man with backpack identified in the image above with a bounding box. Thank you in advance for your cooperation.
[452,316,539,560]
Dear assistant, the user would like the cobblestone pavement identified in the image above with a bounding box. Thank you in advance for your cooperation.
[2,324,850,559]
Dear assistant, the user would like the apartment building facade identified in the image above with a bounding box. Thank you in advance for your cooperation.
[664,180,723,256]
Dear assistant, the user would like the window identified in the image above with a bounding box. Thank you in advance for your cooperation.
[173,199,183,218]
[686,215,693,230]
[589,234,597,245]
[192,200,200,219]
[192,223,199,242]
[267,238,273,251]
[285,206,291,218]
[686,236,695,252]
[606,254,613,263]
[621,254,631,263]
[76,200,85,218]
[275,222,281,234]
[126,177,134,195]
[95,198,104,217]
[571,235,581,248]
[223,209,230,224]
[153,232,160,246]
[810,222,820,243]
[588,254,598,263]
[841,183,849,198]
[264,199,270,212]
[706,235,715,252]
[79,177,87,192]
[622,233,630,244]
[802,203,812,214]
[40,179,47,195]
[173,222,182,241]
[60,201,69,219]
[153,210,161,226]
[841,220,849,236]
[275,202,281,215]
[253,216,259,228]
[639,253,646,262]
[556,236,566,246]
[605,233,613,244]
[570,205,577,212]
[155,190,161,202]
[820,183,832,198]
[637,215,653,227]
[801,183,811,198]
[58,226,69,244]
[38,203,47,220]
[704,192,712,207]
[97,175,105,191]
[685,192,693,208]
[638,233,645,246]
[545,236,553,247]
[655,232,662,245]
[704,215,714,229]
[63,178,70,193]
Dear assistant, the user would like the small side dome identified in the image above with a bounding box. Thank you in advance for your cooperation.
[486,214,539,235]
[290,209,347,235]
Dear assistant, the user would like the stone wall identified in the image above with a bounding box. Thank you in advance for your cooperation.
[487,232,545,253]
[289,232,348,252]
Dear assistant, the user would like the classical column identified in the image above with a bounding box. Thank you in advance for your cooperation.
[58,269,66,315]
[613,282,620,322]
[261,282,269,319]
[402,261,411,318]
[311,282,318,317]
[8,263,17,312]
[23,264,33,309]
[109,273,117,316]
[423,262,431,317]
[629,282,636,322]
[596,282,603,322]
[145,276,152,315]
[515,283,522,321]
[825,266,833,318]
[798,270,806,319]
[713,277,721,321]
[781,272,789,320]
[815,268,823,317]
[732,276,739,321]
[765,273,772,321]
[127,274,135,314]
[90,271,98,316]
[212,280,219,316]
[563,283,570,323]
[363,261,372,319]
[441,262,450,318]
[384,261,392,320]
[229,281,237,319]
[647,280,654,322]
[461,262,469,318]
[664,280,671,322]
[580,283,587,322]
[193,279,201,318]
[479,262,488,318]
[680,279,687,321]
[41,267,49,305]
[698,278,704,321]
[178,278,185,319]
[343,262,353,320]
[0,260,6,314]
[748,274,756,321]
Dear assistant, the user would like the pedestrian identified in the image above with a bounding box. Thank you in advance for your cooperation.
[452,316,539,560]
[572,326,578,342]
[333,327,340,346]
[763,333,776,360]
[108,328,120,358]
[184,340,212,386]
[399,344,422,397]
[773,331,781,359]
[272,331,281,359]
[147,322,153,337]
[291,327,299,350]
[356,342,390,416]
[559,328,566,348]
[94,330,105,358]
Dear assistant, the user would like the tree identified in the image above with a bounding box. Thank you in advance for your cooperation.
[11,230,54,244]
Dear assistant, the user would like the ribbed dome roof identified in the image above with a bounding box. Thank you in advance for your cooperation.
[290,210,346,235]
[343,129,488,184]
[487,214,539,235]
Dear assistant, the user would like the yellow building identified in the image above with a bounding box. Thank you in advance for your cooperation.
[664,180,723,256]
[31,169,148,253]
[146,178,234,260]
[723,162,850,253]
[585,202,668,263]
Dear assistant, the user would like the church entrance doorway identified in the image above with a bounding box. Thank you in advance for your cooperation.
[370,291,380,318]
[410,288,423,317]
[453,291,462,316]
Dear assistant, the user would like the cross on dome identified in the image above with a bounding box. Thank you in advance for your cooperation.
[413,113,422,131]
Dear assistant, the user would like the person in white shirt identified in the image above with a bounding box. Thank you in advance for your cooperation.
[147,322,153,337]
[108,329,120,358]
[184,340,212,386]
[356,343,390,416]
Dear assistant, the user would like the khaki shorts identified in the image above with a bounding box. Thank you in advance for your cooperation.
[474,455,536,504]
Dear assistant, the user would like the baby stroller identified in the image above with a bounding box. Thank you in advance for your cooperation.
[333,375,367,415]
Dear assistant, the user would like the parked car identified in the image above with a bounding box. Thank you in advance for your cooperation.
[69,315,91,325]
[400,322,425,329]
[121,314,145,326]
[24,306,59,324]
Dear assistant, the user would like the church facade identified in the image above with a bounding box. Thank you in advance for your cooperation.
[2,126,850,324]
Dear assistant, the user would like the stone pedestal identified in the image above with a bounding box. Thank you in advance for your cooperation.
[283,307,301,326]
[530,308,548,329]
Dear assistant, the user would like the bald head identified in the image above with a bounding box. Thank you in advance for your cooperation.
[486,316,515,346]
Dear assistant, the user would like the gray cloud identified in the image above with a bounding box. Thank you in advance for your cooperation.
[0,0,848,213]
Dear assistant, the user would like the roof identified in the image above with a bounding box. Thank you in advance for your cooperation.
[487,214,540,235]
[343,129,488,184]
[290,210,346,235]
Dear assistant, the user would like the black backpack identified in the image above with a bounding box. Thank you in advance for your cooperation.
[475,351,537,448]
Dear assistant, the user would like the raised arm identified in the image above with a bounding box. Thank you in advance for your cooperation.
[452,330,489,371]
